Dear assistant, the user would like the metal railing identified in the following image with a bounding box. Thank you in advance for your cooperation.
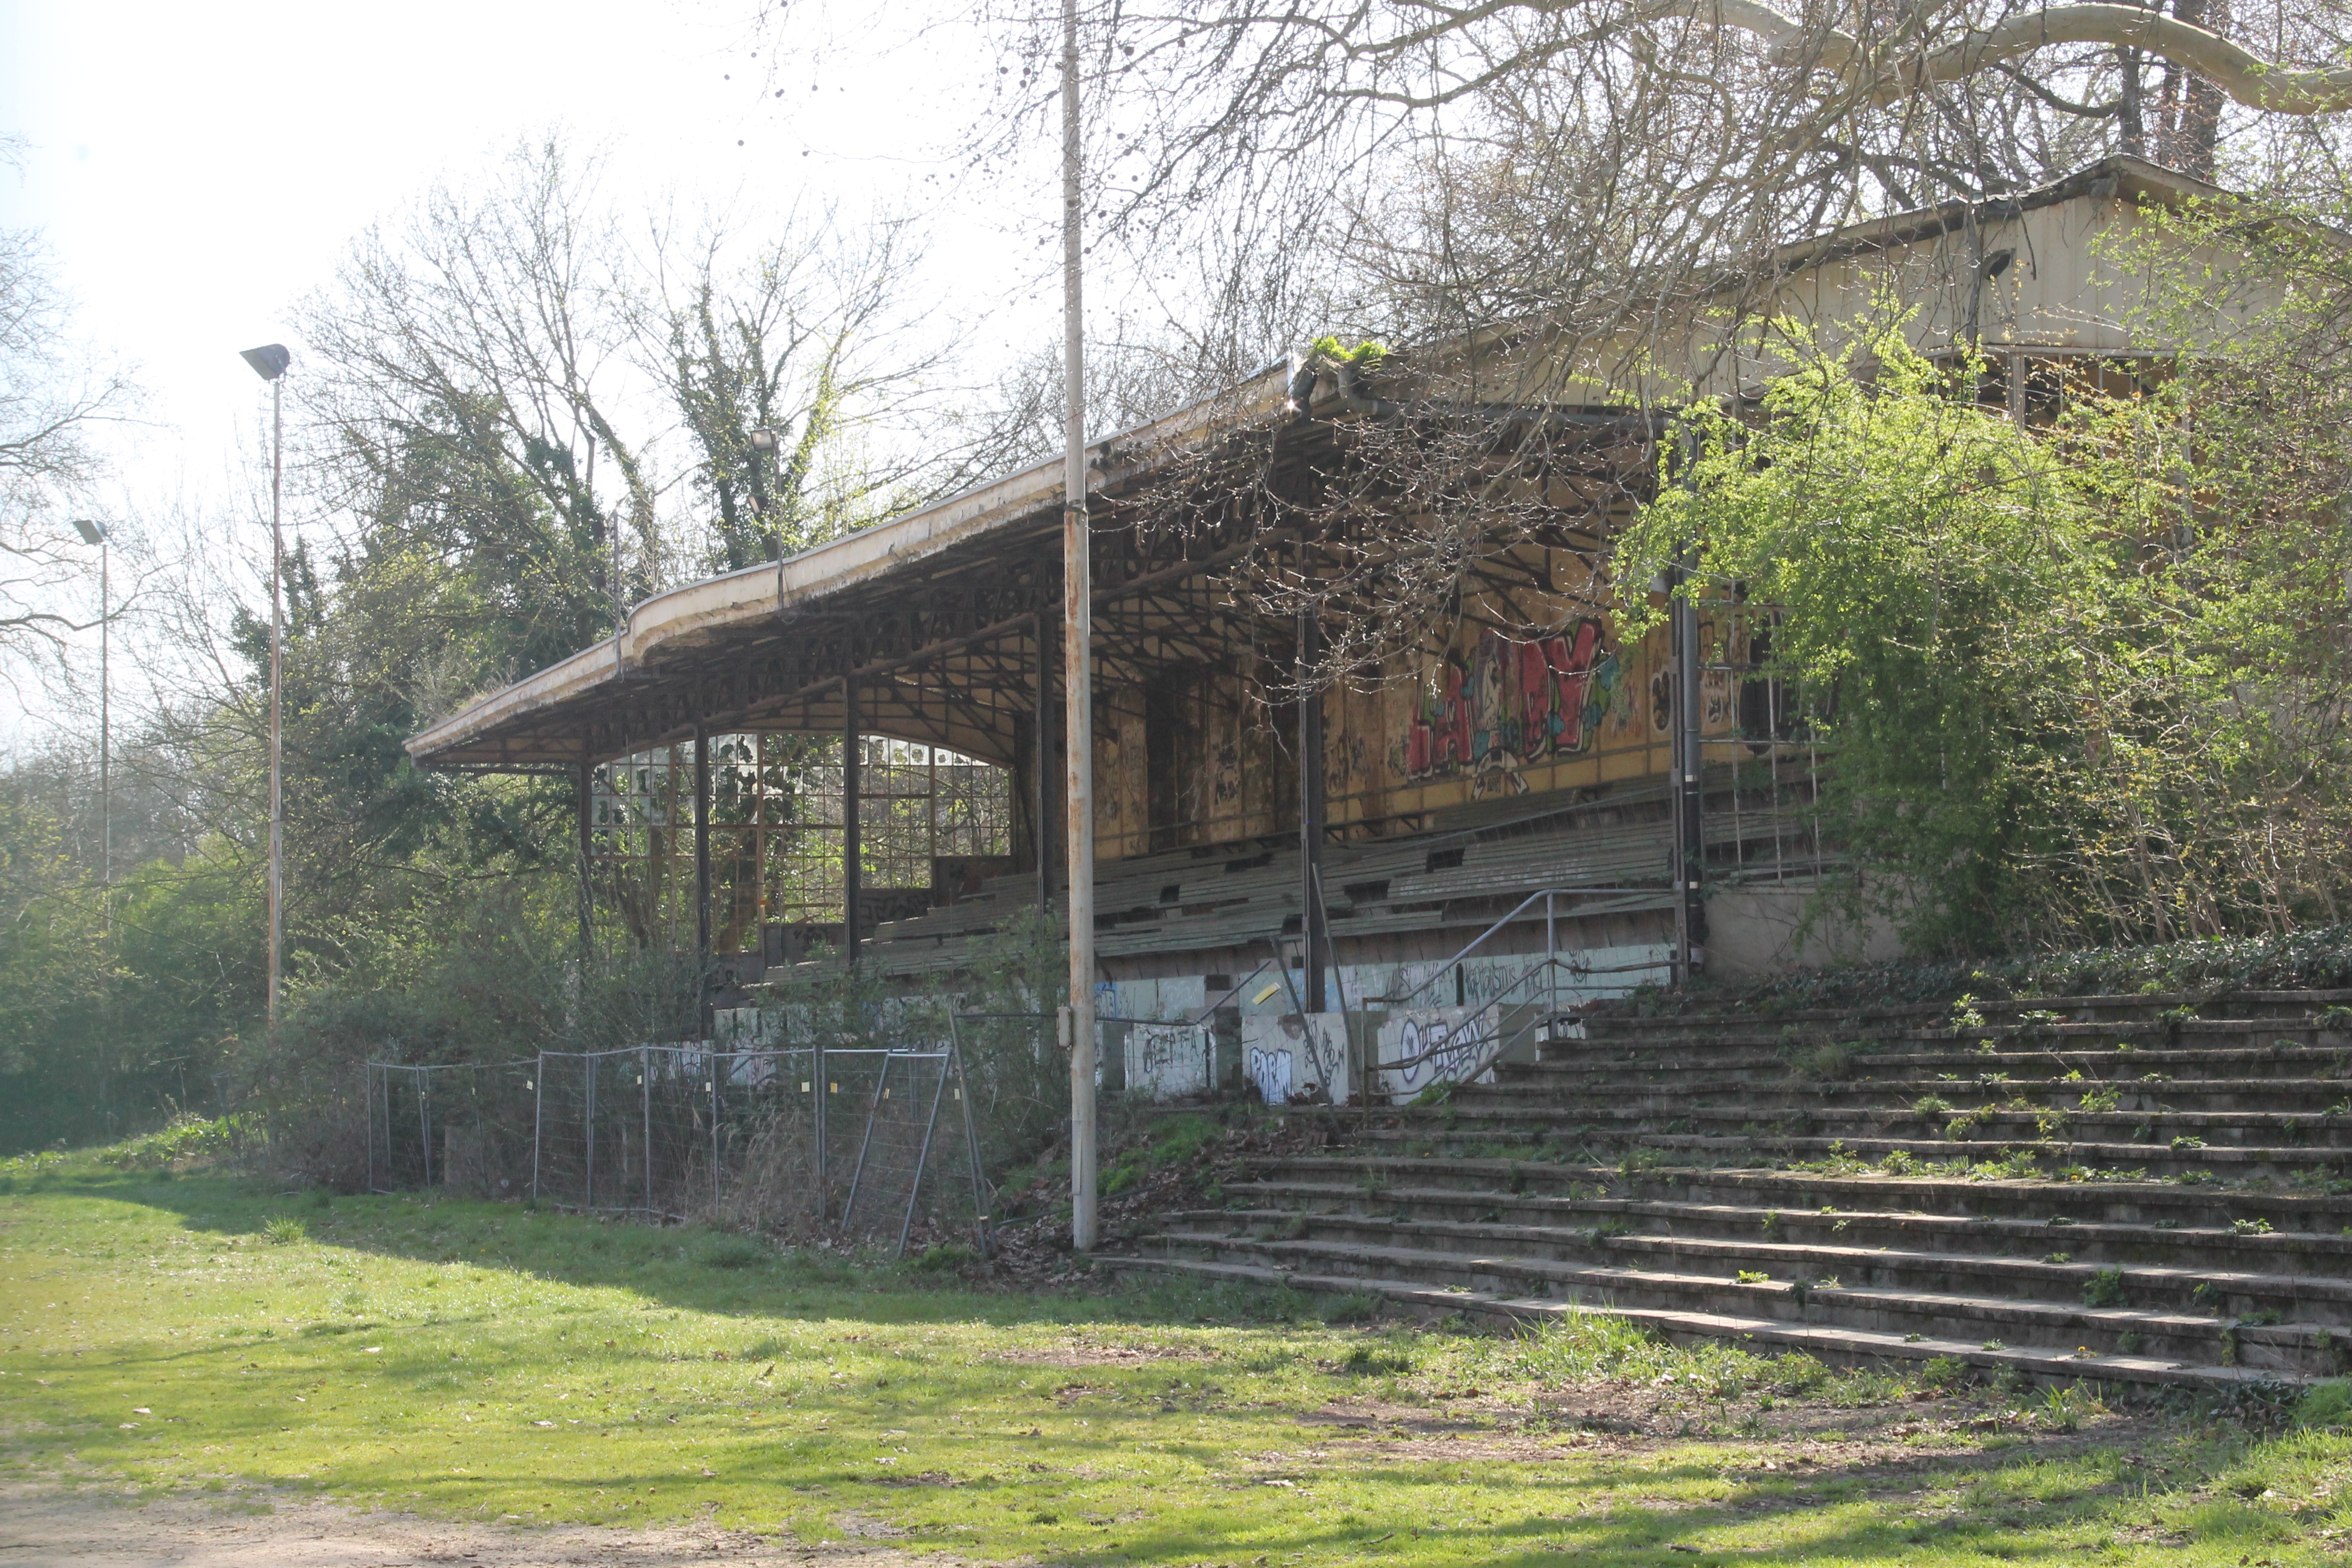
[1368,954,1581,1104]
[1369,885,1674,1020]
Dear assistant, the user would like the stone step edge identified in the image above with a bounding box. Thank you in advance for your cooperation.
[1353,1128,2349,1164]
[1173,1209,2352,1300]
[1494,1072,2352,1092]
[1185,1204,2352,1260]
[1567,1022,2351,1044]
[1212,1183,2352,1243]
[1147,1229,2344,1342]
[1098,1254,2320,1390]
[1581,988,2352,1030]
[1434,1106,2352,1130]
[1243,1153,2352,1205]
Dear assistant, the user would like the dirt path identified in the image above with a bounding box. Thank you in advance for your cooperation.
[0,1487,962,1567]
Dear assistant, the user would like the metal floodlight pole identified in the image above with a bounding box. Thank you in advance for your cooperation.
[240,344,291,1049]
[1059,0,1098,1254]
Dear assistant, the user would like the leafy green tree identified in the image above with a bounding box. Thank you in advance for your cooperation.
[1621,313,2351,953]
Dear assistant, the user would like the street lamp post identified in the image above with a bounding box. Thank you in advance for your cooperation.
[70,518,110,909]
[240,344,291,1048]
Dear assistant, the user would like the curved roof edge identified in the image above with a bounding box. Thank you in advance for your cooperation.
[405,359,1297,768]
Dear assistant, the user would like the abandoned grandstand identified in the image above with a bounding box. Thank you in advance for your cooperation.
[409,156,2223,1102]
[406,158,2352,1389]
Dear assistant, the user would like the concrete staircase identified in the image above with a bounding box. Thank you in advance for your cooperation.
[1111,987,2352,1390]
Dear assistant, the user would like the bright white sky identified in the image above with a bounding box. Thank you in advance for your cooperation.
[0,0,1063,476]
[0,0,1069,745]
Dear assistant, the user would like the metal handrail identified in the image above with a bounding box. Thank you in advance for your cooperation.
[1373,954,1583,1076]
[1371,942,1678,1103]
[1368,885,1672,1010]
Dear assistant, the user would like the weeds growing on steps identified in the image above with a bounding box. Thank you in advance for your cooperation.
[1611,922,2352,1017]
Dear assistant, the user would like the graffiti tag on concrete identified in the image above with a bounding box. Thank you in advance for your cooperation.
[1128,1022,1214,1098]
[1375,1006,1498,1101]
[1245,1044,1294,1105]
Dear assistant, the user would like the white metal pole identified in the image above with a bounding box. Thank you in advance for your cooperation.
[267,374,285,1050]
[1060,0,1097,1253]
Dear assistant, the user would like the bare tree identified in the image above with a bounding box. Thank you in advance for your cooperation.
[0,192,135,677]
[638,206,969,570]
[295,139,651,677]
[895,0,2352,685]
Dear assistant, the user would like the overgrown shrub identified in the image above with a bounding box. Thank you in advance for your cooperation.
[1619,307,2352,957]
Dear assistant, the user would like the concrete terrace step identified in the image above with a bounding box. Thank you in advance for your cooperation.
[1106,1252,2331,1388]
[1242,1153,2352,1227]
[1577,990,2352,1036]
[1522,1047,2352,1089]
[1475,1075,2352,1115]
[1353,1119,2352,1175]
[1212,1181,2352,1273]
[1139,1229,2338,1374]
[1428,1098,2352,1145]
[1544,1022,2352,1063]
[1174,1206,2352,1320]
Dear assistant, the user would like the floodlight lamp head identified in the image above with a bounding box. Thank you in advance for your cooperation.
[71,518,108,546]
[748,426,783,455]
[239,344,292,381]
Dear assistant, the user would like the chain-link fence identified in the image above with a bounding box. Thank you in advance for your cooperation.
[363,1060,535,1197]
[523,1042,987,1253]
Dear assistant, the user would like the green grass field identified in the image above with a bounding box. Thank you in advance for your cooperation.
[3,1142,2348,1565]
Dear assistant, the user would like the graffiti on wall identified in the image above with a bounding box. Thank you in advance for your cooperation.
[1646,613,1743,738]
[1244,1044,1294,1105]
[1375,1006,1499,1101]
[1396,619,1624,783]
[1128,1022,1214,1098]
[1238,1013,1350,1106]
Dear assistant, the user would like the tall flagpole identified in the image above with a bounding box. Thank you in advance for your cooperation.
[1060,0,1098,1252]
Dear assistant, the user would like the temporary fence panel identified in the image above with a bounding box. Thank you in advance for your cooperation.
[364,1060,535,1196]
[709,1046,829,1231]
[532,1046,732,1219]
[526,1042,987,1252]
[836,1049,954,1248]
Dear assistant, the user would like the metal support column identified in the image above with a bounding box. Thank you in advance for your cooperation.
[583,1053,597,1210]
[693,728,712,962]
[842,678,862,967]
[1297,611,1327,1014]
[1034,614,1056,913]
[812,1036,829,1224]
[1670,559,1707,984]
[575,755,595,968]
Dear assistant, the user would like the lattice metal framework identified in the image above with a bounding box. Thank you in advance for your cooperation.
[590,734,1012,950]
